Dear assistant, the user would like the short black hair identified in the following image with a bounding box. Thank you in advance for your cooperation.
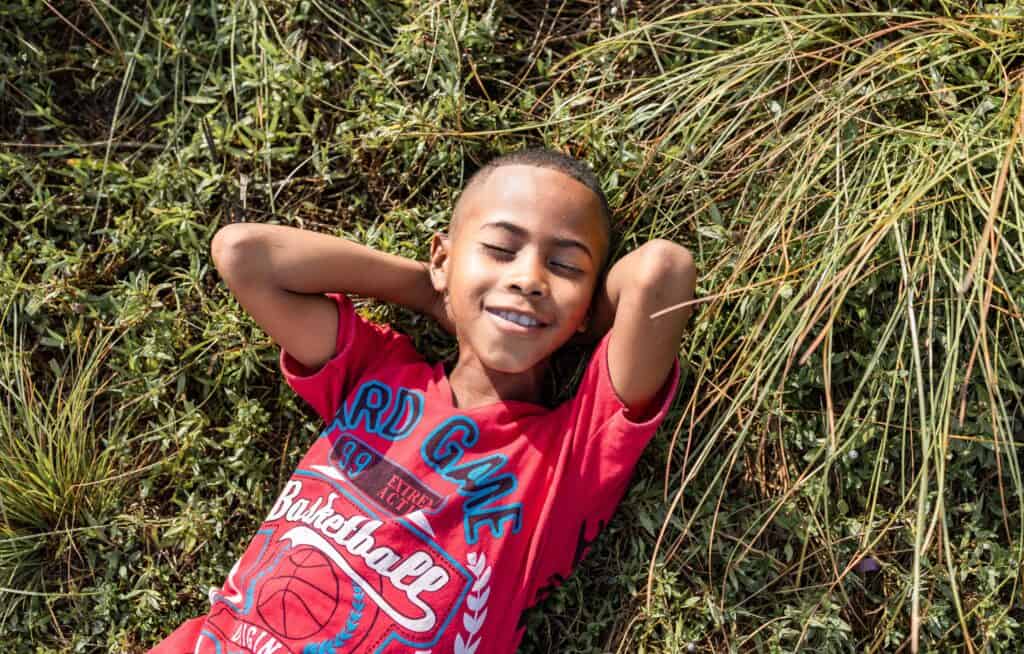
[451,147,613,268]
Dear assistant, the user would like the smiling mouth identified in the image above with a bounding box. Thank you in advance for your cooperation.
[486,308,547,329]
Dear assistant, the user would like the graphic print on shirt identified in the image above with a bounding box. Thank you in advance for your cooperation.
[317,380,524,545]
[314,429,447,526]
[452,551,493,654]
[202,465,472,653]
[197,381,525,654]
[342,380,425,441]
[420,416,524,545]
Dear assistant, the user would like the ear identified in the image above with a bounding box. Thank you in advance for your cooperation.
[429,232,451,293]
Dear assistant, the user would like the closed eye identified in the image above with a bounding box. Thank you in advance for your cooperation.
[551,261,581,274]
[482,243,514,258]
[483,243,582,274]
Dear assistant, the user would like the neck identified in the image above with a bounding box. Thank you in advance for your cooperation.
[447,356,548,408]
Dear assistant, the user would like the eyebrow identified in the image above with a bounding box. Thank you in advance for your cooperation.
[480,221,593,260]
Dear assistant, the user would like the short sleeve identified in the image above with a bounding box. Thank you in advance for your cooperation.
[565,327,679,517]
[522,329,680,608]
[278,293,416,424]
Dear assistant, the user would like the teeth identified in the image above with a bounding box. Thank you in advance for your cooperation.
[494,309,539,327]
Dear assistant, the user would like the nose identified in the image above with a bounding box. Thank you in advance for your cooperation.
[505,250,548,297]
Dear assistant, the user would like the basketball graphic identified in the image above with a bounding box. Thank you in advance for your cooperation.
[257,546,340,640]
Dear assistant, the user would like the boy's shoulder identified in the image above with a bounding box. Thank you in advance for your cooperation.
[287,292,430,384]
[330,292,419,348]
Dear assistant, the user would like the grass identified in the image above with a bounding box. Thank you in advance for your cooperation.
[2,0,1023,651]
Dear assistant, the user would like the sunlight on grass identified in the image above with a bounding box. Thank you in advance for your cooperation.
[1,0,1022,651]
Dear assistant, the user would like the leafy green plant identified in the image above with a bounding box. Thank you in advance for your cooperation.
[2,0,1024,651]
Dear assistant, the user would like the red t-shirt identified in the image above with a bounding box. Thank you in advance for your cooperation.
[151,293,679,654]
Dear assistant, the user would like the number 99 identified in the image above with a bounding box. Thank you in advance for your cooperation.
[348,451,372,477]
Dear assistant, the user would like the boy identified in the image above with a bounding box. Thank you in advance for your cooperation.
[151,148,696,653]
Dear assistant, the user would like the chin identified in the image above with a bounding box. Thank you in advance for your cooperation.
[482,353,548,376]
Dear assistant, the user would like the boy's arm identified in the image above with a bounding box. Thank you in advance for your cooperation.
[210,223,450,373]
[581,239,697,415]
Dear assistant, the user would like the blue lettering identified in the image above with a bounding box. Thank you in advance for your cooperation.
[378,387,424,440]
[346,381,392,433]
[423,416,478,468]
[421,416,523,544]
[325,381,424,442]
[448,456,516,510]
[465,506,523,543]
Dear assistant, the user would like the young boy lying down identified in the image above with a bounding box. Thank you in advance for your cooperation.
[150,147,696,653]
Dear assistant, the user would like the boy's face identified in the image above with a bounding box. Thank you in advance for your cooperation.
[430,164,609,376]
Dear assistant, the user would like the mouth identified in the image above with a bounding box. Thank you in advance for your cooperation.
[485,307,549,330]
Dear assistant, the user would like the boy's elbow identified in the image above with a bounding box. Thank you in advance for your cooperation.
[211,223,263,282]
[633,239,697,302]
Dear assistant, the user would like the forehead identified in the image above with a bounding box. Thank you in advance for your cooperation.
[454,164,608,252]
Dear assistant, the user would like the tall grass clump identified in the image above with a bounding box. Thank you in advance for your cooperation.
[0,304,163,635]
[2,0,1023,651]
[541,5,1024,652]
[0,313,111,578]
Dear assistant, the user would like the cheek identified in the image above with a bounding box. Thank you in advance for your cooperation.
[447,254,494,305]
[558,281,596,319]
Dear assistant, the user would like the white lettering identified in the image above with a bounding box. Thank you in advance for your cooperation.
[335,515,365,541]
[300,495,324,522]
[366,546,401,574]
[250,628,265,650]
[321,514,345,534]
[266,480,301,521]
[269,480,457,633]
[345,521,378,557]
[390,551,435,588]
[285,497,310,522]
[406,566,451,599]
[228,623,280,654]
[311,494,339,529]
[256,640,283,654]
